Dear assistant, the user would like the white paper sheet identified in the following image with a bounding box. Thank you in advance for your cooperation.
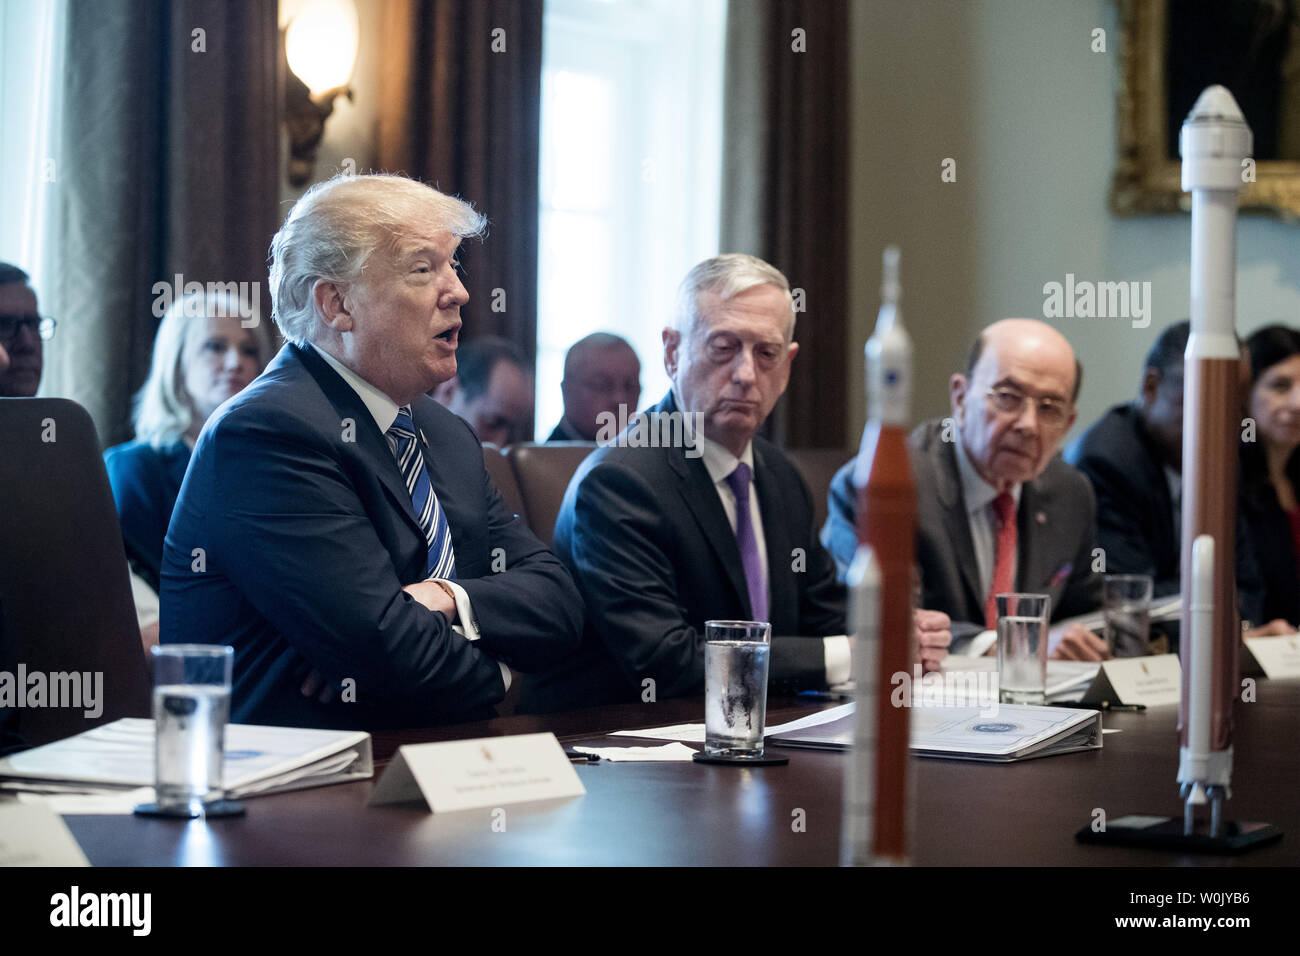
[570,743,698,762]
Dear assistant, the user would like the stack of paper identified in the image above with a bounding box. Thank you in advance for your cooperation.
[0,719,372,803]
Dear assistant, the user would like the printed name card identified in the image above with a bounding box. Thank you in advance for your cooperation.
[0,802,90,866]
[1243,635,1300,679]
[368,732,586,813]
[1082,653,1182,707]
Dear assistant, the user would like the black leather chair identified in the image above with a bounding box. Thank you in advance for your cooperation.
[0,398,151,747]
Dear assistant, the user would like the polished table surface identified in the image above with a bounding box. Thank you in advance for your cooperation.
[65,681,1300,866]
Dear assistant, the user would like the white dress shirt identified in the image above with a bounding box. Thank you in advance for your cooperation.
[310,344,507,689]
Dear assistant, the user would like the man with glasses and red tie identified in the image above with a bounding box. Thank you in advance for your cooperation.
[0,262,55,398]
[823,318,1108,661]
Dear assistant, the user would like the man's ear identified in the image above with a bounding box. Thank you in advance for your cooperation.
[949,373,969,422]
[1139,367,1160,406]
[786,340,799,365]
[662,327,680,379]
[313,280,352,332]
[431,376,459,407]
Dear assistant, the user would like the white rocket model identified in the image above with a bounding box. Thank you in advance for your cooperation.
[865,246,912,428]
[1176,85,1252,836]
[840,545,881,867]
[1183,536,1217,832]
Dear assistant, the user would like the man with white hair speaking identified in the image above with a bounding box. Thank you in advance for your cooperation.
[161,174,583,729]
[520,254,950,714]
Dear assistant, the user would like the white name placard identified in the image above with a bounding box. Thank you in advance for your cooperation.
[368,732,586,813]
[1082,653,1181,707]
[0,802,90,866]
[1243,635,1300,680]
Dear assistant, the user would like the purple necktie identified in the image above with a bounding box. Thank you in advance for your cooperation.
[724,462,767,622]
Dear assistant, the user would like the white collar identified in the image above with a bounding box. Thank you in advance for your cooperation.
[701,435,755,485]
[955,437,1021,514]
[311,343,401,434]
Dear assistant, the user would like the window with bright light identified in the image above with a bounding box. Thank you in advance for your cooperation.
[535,0,727,438]
[0,0,66,314]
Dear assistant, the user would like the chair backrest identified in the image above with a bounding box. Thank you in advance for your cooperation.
[505,442,598,547]
[786,447,856,533]
[0,399,151,747]
[481,443,527,527]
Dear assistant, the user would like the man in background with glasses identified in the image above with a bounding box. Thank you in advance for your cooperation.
[824,318,1108,660]
[0,262,54,398]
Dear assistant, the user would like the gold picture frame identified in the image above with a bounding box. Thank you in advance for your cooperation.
[1111,0,1300,221]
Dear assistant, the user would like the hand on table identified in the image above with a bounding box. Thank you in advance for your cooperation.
[1050,622,1111,661]
[915,609,951,673]
[1244,618,1294,638]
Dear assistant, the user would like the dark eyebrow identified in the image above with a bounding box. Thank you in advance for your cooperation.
[992,377,1067,403]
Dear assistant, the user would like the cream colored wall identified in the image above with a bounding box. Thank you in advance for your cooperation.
[847,0,1300,446]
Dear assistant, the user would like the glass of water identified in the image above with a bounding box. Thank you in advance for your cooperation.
[703,620,772,758]
[1103,574,1153,657]
[996,594,1050,704]
[150,644,233,817]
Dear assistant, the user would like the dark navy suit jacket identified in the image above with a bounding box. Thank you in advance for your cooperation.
[1066,403,1265,628]
[520,392,845,713]
[160,343,584,729]
[104,439,191,594]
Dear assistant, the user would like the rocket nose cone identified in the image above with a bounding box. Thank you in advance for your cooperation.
[1186,84,1247,125]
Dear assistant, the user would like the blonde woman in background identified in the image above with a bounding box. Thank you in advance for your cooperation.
[105,290,276,647]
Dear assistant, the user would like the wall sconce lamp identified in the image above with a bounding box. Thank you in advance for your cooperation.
[283,0,360,187]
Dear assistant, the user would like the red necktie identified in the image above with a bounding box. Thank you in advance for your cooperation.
[984,492,1017,629]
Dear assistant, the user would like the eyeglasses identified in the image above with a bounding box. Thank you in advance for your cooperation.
[984,386,1071,428]
[0,315,57,344]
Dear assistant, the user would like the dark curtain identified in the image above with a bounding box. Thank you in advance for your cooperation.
[47,0,280,448]
[721,0,849,450]
[376,0,543,436]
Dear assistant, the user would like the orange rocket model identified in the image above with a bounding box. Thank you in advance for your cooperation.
[843,246,916,865]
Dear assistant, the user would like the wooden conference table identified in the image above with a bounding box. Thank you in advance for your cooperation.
[65,682,1299,866]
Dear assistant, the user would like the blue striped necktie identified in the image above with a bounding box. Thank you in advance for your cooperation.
[386,405,457,580]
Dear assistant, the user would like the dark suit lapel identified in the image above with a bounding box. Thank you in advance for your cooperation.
[655,393,753,616]
[292,344,426,543]
[1017,477,1062,593]
[753,443,796,633]
[934,438,983,613]
[1135,415,1178,552]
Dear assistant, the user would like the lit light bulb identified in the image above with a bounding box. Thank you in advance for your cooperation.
[285,0,359,97]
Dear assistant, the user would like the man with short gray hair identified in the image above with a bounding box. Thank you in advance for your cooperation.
[161,174,583,729]
[522,254,945,713]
